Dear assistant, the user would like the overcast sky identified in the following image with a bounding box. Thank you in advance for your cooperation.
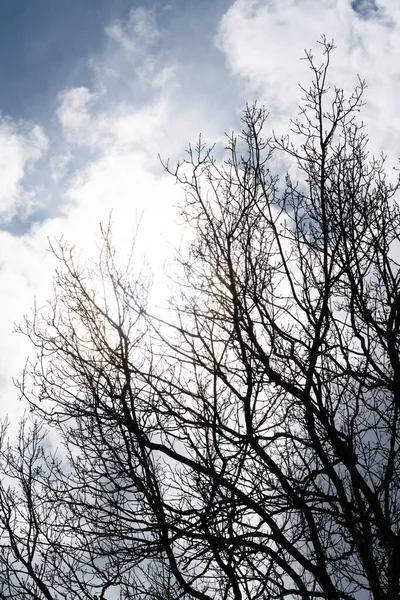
[0,0,399,423]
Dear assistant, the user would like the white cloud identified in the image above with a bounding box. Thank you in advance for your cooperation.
[104,7,176,90]
[0,7,186,424]
[0,119,47,221]
[216,0,400,166]
[0,229,56,423]
[57,87,170,160]
[57,87,97,142]
[105,7,160,51]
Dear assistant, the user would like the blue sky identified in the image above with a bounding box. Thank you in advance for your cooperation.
[0,0,232,121]
[0,0,399,427]
[0,0,127,119]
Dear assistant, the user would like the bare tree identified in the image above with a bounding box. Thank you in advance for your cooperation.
[0,239,189,600]
[0,416,123,600]
[2,39,400,600]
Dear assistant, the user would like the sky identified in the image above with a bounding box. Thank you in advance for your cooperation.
[0,0,400,425]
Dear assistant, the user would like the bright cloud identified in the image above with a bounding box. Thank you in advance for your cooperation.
[217,0,400,164]
[0,119,47,222]
[0,7,185,422]
[57,87,97,141]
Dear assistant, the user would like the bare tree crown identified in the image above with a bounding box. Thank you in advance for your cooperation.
[0,40,399,600]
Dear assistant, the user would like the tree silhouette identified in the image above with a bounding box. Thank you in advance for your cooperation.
[1,39,399,600]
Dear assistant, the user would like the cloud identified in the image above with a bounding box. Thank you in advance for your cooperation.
[0,119,47,222]
[56,87,97,142]
[103,7,176,93]
[50,12,183,265]
[105,7,161,53]
[0,7,187,424]
[216,0,400,166]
